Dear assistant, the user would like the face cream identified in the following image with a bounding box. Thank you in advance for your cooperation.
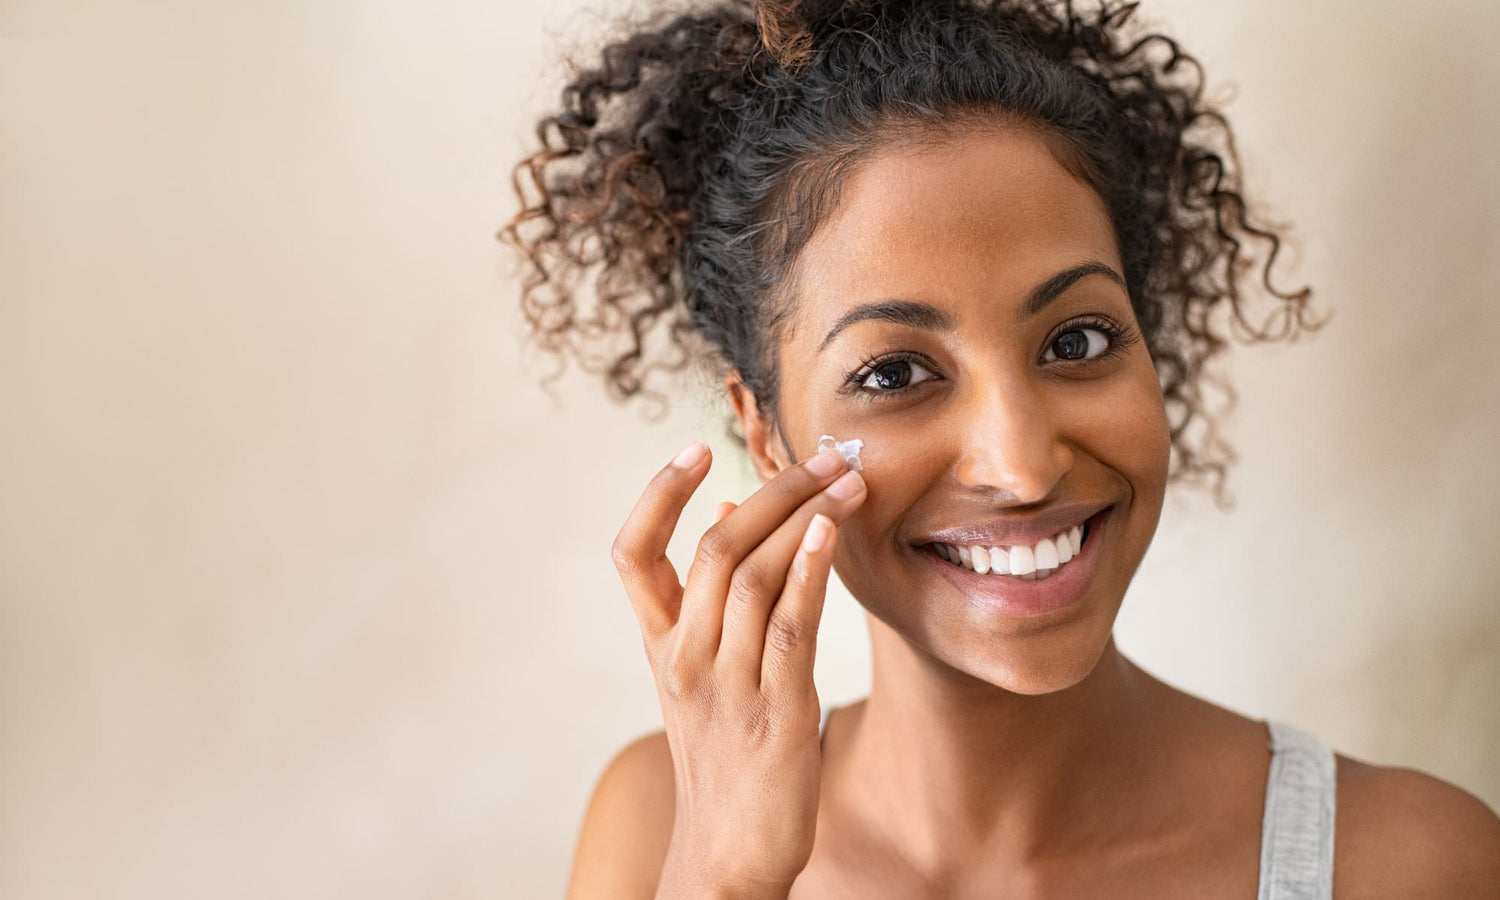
[817,434,864,471]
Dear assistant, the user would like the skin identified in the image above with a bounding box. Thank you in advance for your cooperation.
[567,125,1500,899]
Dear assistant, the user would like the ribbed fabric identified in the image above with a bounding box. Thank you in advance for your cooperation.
[1257,718,1337,899]
[816,707,1336,897]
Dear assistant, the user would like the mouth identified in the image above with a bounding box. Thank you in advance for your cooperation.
[916,506,1114,619]
[921,507,1104,580]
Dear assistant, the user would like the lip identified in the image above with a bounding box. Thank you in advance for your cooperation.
[914,501,1110,550]
[919,506,1113,620]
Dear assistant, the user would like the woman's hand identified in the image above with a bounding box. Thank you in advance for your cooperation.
[611,441,867,899]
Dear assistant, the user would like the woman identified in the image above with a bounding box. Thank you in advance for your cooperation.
[503,0,1500,895]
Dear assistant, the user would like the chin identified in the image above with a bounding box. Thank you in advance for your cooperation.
[960,634,1114,695]
[857,577,1123,697]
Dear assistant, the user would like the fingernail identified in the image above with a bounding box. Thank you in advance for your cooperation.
[671,441,708,470]
[805,448,844,477]
[825,470,864,500]
[802,514,832,553]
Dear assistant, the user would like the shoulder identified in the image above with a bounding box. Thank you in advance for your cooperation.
[1335,753,1500,898]
[564,729,676,900]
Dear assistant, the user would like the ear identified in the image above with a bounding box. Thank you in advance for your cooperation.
[724,370,791,483]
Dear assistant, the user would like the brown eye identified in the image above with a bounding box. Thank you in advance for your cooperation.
[857,357,937,392]
[1044,327,1110,362]
[869,361,910,389]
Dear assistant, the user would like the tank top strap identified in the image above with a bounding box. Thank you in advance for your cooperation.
[1257,719,1337,900]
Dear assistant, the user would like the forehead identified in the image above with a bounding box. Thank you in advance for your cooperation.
[785,124,1119,336]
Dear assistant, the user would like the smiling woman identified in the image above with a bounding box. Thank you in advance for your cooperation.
[499,0,1500,896]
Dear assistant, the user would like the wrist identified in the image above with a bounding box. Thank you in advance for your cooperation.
[656,851,793,900]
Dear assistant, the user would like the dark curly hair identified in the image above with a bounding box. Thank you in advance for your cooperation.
[499,0,1327,508]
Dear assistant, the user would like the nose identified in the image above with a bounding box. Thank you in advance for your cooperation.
[951,377,1074,504]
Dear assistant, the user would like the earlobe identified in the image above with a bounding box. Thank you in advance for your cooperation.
[724,370,789,482]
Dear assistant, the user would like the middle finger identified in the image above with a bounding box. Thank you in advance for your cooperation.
[715,468,865,673]
[673,448,855,661]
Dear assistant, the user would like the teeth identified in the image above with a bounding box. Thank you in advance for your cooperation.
[1034,538,1059,571]
[930,519,1093,579]
[1009,544,1036,576]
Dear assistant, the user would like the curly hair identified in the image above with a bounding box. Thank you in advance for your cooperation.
[499,0,1327,508]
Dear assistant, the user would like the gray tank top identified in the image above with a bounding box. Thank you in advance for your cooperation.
[817,706,1336,898]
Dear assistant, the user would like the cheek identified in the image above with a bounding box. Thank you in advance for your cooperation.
[796,411,937,537]
[799,407,938,480]
[1088,363,1172,491]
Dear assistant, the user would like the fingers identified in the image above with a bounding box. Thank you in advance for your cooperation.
[677,448,862,661]
[611,441,712,641]
[715,469,864,669]
[761,514,835,695]
[713,500,737,525]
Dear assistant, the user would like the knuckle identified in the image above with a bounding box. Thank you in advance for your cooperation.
[727,562,772,610]
[659,653,699,700]
[743,700,776,743]
[610,534,642,576]
[695,525,736,567]
[765,615,805,657]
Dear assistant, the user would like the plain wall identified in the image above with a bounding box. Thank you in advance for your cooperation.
[2,1,1497,897]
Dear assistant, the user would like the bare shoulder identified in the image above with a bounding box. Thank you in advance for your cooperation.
[1335,752,1500,898]
[564,729,676,900]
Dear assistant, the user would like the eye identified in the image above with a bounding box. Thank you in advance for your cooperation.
[1041,319,1127,363]
[861,357,936,391]
[843,352,940,396]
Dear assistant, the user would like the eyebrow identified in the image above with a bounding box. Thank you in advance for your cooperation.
[815,259,1126,353]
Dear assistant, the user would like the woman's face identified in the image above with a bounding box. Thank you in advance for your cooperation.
[739,124,1171,695]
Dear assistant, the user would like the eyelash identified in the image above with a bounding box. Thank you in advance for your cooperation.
[838,316,1141,401]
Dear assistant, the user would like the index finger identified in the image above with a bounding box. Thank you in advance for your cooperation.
[610,441,712,639]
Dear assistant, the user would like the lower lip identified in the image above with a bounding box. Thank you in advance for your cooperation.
[920,508,1112,620]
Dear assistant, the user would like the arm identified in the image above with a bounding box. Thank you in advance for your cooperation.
[1336,758,1500,898]
[564,731,675,900]
[564,730,796,900]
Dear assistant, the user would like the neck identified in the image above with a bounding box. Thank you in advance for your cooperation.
[834,613,1171,874]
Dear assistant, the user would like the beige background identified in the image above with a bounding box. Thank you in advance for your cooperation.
[2,0,1497,897]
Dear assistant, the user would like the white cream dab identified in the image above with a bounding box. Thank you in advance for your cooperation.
[817,434,864,471]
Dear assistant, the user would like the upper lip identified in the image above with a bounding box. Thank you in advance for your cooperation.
[913,502,1111,549]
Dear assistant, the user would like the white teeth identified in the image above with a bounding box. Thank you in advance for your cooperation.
[1009,544,1036,576]
[932,516,1095,579]
[1056,532,1074,563]
[1034,537,1059,571]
